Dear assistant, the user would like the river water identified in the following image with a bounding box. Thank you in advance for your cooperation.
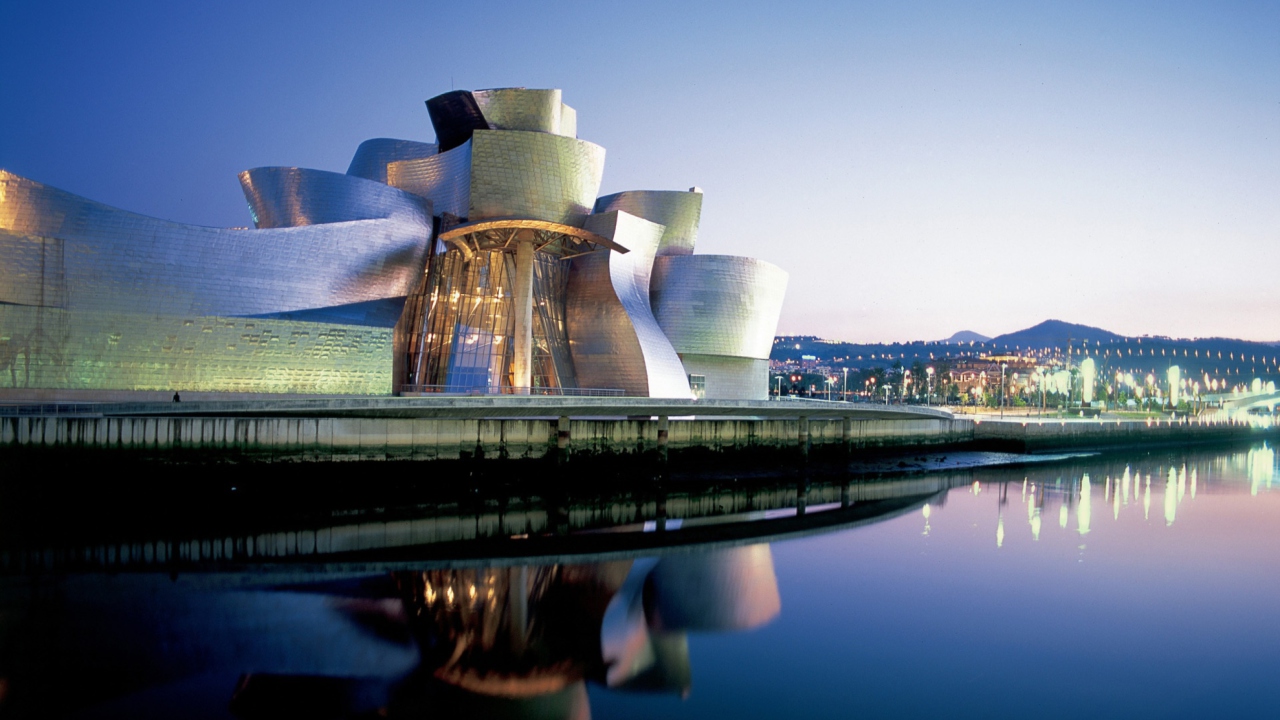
[1,442,1277,718]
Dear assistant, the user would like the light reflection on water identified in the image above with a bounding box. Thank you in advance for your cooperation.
[1,442,1278,719]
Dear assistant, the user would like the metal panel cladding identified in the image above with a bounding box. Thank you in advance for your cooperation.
[347,138,438,184]
[425,90,489,152]
[650,255,789,360]
[468,130,605,227]
[594,190,702,257]
[386,141,472,219]
[567,211,691,398]
[0,170,431,318]
[239,167,432,229]
[0,170,423,396]
[0,304,393,396]
[472,88,563,134]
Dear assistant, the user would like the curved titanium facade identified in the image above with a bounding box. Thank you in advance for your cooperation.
[566,211,691,398]
[469,130,605,226]
[649,255,788,400]
[425,90,489,152]
[0,171,431,318]
[386,141,472,218]
[346,138,438,184]
[239,167,431,229]
[650,255,788,360]
[0,304,392,396]
[472,88,576,137]
[2,85,788,401]
[0,170,427,396]
[594,190,702,256]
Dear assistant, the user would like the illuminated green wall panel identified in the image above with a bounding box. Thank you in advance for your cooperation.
[0,306,391,395]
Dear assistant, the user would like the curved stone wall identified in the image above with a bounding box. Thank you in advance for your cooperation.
[346,138,438,184]
[594,190,702,256]
[649,255,788,360]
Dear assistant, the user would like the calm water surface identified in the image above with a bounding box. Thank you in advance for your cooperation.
[2,443,1278,718]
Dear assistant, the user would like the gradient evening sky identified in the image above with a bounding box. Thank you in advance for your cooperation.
[2,1,1276,342]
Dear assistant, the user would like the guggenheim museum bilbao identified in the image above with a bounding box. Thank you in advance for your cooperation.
[0,88,787,402]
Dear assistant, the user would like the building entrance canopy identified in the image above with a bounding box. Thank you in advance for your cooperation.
[439,218,627,261]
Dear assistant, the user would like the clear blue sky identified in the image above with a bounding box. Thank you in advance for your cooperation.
[3,1,1276,342]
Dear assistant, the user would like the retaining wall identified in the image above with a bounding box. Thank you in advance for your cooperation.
[0,414,1269,462]
[972,417,1262,451]
[0,415,973,462]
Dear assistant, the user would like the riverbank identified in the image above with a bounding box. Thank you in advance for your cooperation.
[0,398,1272,464]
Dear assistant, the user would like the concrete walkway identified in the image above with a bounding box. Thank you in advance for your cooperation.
[0,396,954,421]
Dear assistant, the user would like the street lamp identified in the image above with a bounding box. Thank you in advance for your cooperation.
[1000,363,1008,418]
[774,375,782,399]
[842,367,849,403]
[926,366,935,407]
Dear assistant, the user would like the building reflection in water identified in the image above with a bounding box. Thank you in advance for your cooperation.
[386,545,779,717]
[1,544,781,718]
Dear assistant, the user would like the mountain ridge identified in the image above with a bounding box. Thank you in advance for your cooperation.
[989,319,1123,349]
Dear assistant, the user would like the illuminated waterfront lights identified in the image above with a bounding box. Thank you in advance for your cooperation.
[1168,366,1181,407]
[1081,357,1097,404]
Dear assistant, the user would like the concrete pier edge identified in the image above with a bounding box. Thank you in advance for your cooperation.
[0,397,1272,463]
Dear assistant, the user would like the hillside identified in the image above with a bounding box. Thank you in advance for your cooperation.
[990,320,1123,349]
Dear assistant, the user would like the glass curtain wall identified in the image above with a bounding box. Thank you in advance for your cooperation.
[404,249,576,392]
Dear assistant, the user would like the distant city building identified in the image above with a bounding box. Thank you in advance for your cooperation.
[0,88,787,401]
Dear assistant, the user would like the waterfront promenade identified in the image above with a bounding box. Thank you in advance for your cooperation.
[0,397,1271,462]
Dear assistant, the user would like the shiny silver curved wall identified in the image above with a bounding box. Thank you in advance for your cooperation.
[567,211,691,398]
[239,166,431,230]
[649,255,788,399]
[594,190,702,257]
[0,170,431,397]
[346,138,439,184]
[386,141,472,218]
[0,171,431,317]
[469,130,605,226]
[472,88,576,137]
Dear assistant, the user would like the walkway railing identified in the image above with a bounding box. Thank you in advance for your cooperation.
[0,403,106,417]
[398,385,626,397]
